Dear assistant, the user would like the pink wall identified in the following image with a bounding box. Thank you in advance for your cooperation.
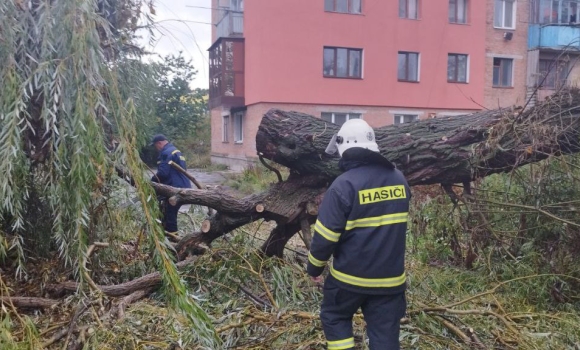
[243,0,487,110]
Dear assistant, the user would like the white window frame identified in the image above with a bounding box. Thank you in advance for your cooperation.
[399,0,420,19]
[492,57,514,87]
[230,0,243,11]
[394,114,419,124]
[447,53,470,83]
[222,115,230,143]
[397,51,421,82]
[233,112,244,143]
[321,112,361,126]
[494,0,517,29]
[449,0,468,24]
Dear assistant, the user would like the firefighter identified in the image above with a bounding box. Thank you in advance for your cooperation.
[150,134,192,234]
[307,119,410,350]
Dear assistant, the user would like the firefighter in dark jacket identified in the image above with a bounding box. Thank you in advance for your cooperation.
[150,134,192,234]
[307,119,410,350]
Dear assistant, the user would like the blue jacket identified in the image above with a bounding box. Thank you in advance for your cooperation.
[307,148,411,295]
[151,143,192,189]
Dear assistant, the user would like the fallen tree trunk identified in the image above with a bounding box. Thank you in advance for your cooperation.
[256,92,580,185]
[157,90,580,259]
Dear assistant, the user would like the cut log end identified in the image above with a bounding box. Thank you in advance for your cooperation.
[256,204,265,213]
[306,201,318,216]
[201,220,211,233]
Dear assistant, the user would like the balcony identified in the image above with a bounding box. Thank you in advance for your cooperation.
[528,24,580,50]
[209,38,245,110]
[216,11,244,39]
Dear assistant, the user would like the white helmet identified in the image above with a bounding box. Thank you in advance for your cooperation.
[325,119,379,156]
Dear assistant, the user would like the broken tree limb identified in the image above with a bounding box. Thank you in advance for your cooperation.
[46,257,199,298]
[0,296,58,309]
[168,161,204,190]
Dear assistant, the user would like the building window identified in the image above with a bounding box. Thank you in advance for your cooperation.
[230,0,243,11]
[321,112,361,126]
[325,0,362,14]
[222,115,230,142]
[323,47,362,78]
[449,0,468,23]
[394,114,419,124]
[399,0,419,19]
[233,112,244,143]
[538,59,570,89]
[447,54,468,83]
[532,0,579,24]
[492,58,513,87]
[398,52,420,82]
[494,0,516,28]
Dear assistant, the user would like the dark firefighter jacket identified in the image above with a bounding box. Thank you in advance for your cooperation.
[151,143,192,189]
[306,148,411,295]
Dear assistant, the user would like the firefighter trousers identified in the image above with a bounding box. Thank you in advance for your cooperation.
[320,279,406,350]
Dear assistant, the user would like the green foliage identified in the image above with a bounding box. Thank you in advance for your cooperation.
[410,154,580,304]
[224,164,289,195]
[0,0,217,347]
[149,53,208,141]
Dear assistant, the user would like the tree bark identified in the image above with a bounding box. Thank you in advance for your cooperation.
[256,91,580,186]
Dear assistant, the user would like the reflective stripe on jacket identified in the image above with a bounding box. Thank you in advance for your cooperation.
[307,152,410,295]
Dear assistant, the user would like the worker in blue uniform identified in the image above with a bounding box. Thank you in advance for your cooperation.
[307,119,411,350]
[150,134,192,234]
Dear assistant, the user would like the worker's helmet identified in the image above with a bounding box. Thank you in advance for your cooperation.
[325,119,379,156]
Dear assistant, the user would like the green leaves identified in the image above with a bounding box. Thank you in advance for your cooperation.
[0,0,217,346]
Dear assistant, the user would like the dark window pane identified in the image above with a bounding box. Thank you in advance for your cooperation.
[337,48,348,77]
[409,0,418,19]
[494,0,503,26]
[349,113,361,119]
[458,0,467,23]
[448,55,456,81]
[321,112,333,122]
[336,0,348,12]
[350,0,362,13]
[398,53,407,80]
[349,50,361,77]
[334,113,347,126]
[458,55,467,82]
[325,0,334,11]
[501,59,513,86]
[399,0,407,17]
[504,0,514,27]
[324,48,335,76]
[449,0,457,22]
[493,66,500,86]
[408,53,418,81]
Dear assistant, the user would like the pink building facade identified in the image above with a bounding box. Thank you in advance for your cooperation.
[209,0,580,169]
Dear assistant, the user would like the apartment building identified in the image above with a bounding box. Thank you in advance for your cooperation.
[208,0,580,170]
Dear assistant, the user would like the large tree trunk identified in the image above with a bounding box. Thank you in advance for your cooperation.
[162,90,580,258]
[256,92,580,186]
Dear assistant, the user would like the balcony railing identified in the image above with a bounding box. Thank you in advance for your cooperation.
[216,11,244,39]
[528,24,580,49]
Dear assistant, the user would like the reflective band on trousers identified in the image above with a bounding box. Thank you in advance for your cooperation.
[327,337,355,350]
[330,265,406,288]
[314,220,340,242]
[308,252,326,267]
[345,212,408,231]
